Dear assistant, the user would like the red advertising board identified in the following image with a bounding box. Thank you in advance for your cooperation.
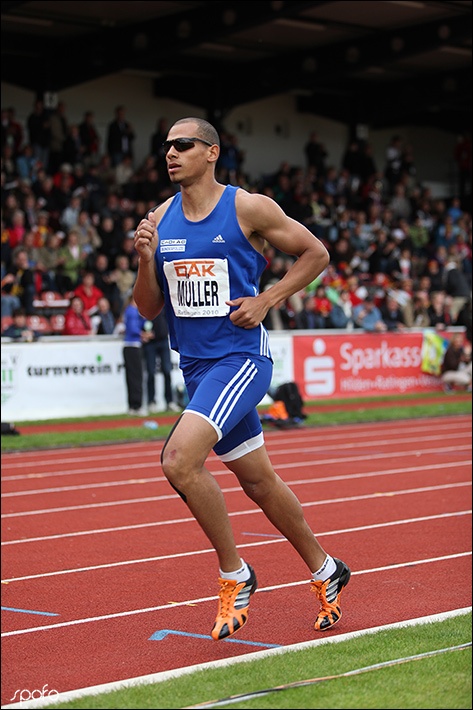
[292,331,443,400]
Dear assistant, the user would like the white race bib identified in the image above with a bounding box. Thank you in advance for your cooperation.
[164,258,230,317]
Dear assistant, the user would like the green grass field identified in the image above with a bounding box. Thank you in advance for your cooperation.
[35,613,473,709]
[2,392,472,709]
[2,391,471,452]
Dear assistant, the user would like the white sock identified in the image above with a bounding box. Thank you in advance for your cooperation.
[312,555,337,582]
[219,559,250,583]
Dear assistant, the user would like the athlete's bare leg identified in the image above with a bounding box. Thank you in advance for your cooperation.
[161,412,242,572]
[225,446,327,573]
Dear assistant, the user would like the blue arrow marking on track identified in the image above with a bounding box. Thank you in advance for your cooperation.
[149,629,281,648]
[1,606,59,616]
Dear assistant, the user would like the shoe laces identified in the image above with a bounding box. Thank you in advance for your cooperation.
[310,579,332,609]
[217,578,239,616]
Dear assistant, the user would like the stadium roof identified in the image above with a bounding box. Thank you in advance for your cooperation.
[2,0,471,133]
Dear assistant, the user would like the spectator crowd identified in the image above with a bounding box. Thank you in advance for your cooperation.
[2,101,472,352]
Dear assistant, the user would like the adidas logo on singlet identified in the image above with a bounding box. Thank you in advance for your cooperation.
[212,234,225,243]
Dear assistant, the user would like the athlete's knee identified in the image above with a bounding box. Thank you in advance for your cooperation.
[161,446,188,501]
[239,471,277,504]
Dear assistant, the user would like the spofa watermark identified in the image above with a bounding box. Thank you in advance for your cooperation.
[10,685,59,704]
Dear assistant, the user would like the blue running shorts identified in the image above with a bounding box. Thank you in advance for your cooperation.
[179,354,273,461]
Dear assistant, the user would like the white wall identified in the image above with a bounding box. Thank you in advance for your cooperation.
[2,72,459,196]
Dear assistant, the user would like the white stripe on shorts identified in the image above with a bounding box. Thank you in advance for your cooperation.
[210,359,258,428]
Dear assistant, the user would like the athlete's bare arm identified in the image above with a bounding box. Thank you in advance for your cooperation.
[228,190,329,329]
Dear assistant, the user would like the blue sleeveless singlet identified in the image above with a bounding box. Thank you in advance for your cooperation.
[155,185,271,361]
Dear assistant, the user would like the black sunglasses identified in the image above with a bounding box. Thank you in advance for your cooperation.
[162,137,213,153]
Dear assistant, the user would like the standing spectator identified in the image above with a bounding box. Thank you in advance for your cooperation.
[442,254,471,322]
[150,116,169,178]
[48,101,68,174]
[455,298,472,344]
[454,132,471,210]
[122,295,146,415]
[27,98,51,169]
[63,124,84,166]
[79,111,101,166]
[107,105,135,167]
[63,295,93,335]
[2,107,24,157]
[304,130,328,178]
[142,309,180,413]
[384,134,403,193]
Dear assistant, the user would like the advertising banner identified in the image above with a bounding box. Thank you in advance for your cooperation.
[2,329,453,421]
[292,330,443,400]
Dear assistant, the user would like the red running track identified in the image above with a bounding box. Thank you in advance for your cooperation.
[1,415,471,705]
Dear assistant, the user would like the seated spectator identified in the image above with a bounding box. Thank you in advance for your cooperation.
[379,293,408,331]
[295,295,325,330]
[353,295,388,332]
[63,296,93,336]
[329,289,354,330]
[2,307,39,341]
[261,285,294,331]
[6,208,28,250]
[427,291,452,332]
[440,334,472,392]
[312,285,332,326]
[1,273,21,318]
[109,253,135,313]
[57,228,89,291]
[90,252,122,317]
[74,270,104,315]
[406,290,431,328]
[2,247,36,315]
[91,296,116,335]
[422,259,445,293]
[36,231,65,292]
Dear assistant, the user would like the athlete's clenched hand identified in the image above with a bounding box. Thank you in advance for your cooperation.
[134,211,158,262]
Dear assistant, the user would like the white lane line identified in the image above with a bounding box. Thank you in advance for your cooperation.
[2,457,470,517]
[2,511,470,583]
[2,555,471,637]
[2,480,471,546]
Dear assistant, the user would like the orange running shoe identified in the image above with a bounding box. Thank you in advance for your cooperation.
[311,557,351,631]
[211,565,258,640]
